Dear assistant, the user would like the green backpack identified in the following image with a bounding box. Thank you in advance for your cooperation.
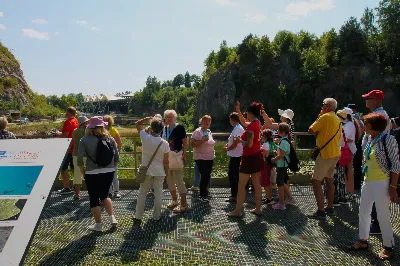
[268,140,278,157]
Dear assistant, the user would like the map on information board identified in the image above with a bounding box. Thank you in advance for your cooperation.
[0,139,71,266]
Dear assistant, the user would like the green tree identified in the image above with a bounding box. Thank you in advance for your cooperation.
[301,48,328,82]
[184,71,191,88]
[320,29,340,66]
[338,17,367,63]
[172,74,184,87]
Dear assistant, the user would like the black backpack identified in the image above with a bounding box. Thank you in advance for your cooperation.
[88,137,115,167]
[281,138,301,172]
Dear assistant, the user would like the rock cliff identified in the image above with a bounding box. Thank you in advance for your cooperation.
[0,42,31,105]
[195,57,399,131]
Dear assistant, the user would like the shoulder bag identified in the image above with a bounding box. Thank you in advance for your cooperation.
[136,141,163,183]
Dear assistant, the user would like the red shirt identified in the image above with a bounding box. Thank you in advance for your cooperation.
[241,119,261,156]
[63,117,79,154]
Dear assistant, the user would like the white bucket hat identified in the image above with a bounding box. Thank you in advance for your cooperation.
[278,109,294,121]
[343,107,353,116]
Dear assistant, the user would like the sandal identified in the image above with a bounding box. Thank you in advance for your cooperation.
[250,209,262,216]
[226,211,243,218]
[167,201,179,208]
[376,247,394,261]
[346,240,369,251]
[173,205,190,213]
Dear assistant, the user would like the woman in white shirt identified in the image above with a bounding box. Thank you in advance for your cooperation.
[224,112,244,203]
[134,116,170,222]
[342,107,361,199]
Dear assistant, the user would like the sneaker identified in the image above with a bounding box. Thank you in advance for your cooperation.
[340,199,349,205]
[284,197,296,205]
[73,194,80,200]
[199,196,210,202]
[332,200,341,207]
[272,203,286,210]
[370,224,382,235]
[268,199,278,205]
[58,188,73,194]
[108,193,113,198]
[189,186,200,191]
[88,223,103,232]
[325,207,335,217]
[108,215,118,226]
[114,192,121,199]
[262,198,273,204]
[308,210,326,220]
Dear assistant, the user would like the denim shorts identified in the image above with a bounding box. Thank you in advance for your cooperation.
[61,153,73,172]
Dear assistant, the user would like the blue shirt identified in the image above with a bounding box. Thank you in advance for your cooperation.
[276,136,291,168]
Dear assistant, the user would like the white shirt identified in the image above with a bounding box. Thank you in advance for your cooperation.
[261,142,270,156]
[343,121,357,154]
[227,124,245,157]
[140,130,170,176]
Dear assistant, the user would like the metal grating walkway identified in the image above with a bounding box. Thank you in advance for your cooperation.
[23,186,400,265]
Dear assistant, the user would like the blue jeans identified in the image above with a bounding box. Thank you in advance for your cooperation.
[193,162,211,188]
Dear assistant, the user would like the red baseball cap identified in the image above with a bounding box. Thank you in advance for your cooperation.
[362,90,384,100]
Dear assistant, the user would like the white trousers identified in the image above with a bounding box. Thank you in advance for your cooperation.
[109,166,120,193]
[359,179,395,248]
[135,175,164,220]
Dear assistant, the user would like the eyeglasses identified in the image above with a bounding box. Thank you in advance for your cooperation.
[321,103,328,107]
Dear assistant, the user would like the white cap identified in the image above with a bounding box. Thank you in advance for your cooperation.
[343,107,353,116]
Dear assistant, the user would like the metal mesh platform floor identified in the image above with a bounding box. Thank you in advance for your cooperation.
[23,186,400,265]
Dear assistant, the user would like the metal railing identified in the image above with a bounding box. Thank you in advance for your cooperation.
[16,132,315,178]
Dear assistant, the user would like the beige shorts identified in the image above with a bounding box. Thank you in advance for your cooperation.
[312,156,340,181]
[270,168,277,184]
[167,169,187,194]
[73,156,86,185]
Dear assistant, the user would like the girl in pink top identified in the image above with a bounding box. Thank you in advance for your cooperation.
[191,115,215,202]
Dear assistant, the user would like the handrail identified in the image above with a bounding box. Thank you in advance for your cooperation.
[14,132,315,178]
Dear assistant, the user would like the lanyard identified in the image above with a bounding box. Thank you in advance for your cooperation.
[167,124,176,140]
[365,133,382,160]
[362,133,383,174]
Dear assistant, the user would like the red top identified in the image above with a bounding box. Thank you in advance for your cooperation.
[63,117,79,154]
[241,119,261,156]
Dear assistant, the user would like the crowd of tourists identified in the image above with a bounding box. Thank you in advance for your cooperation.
[1,89,399,260]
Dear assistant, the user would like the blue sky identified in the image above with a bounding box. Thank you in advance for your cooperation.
[0,0,378,98]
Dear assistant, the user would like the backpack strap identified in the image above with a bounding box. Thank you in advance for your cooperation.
[146,141,163,168]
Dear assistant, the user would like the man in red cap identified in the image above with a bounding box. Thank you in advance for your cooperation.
[362,89,391,236]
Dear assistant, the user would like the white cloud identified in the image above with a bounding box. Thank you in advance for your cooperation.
[0,12,3,17]
[244,12,266,23]
[32,18,47,24]
[21,29,50,40]
[54,32,60,36]
[91,26,100,31]
[0,24,6,30]
[283,0,335,20]
[76,20,88,25]
[216,0,235,6]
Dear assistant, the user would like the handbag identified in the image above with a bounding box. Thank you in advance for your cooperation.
[312,125,341,160]
[169,150,184,169]
[136,141,163,183]
[338,130,352,167]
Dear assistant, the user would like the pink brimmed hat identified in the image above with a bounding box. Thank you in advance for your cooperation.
[87,116,108,129]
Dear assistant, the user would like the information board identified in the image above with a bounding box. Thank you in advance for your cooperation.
[0,139,71,266]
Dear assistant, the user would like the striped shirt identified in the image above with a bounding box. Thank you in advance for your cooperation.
[363,133,400,178]
[0,130,16,139]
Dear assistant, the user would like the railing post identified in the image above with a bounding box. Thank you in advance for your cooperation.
[133,135,137,174]
[188,134,192,179]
